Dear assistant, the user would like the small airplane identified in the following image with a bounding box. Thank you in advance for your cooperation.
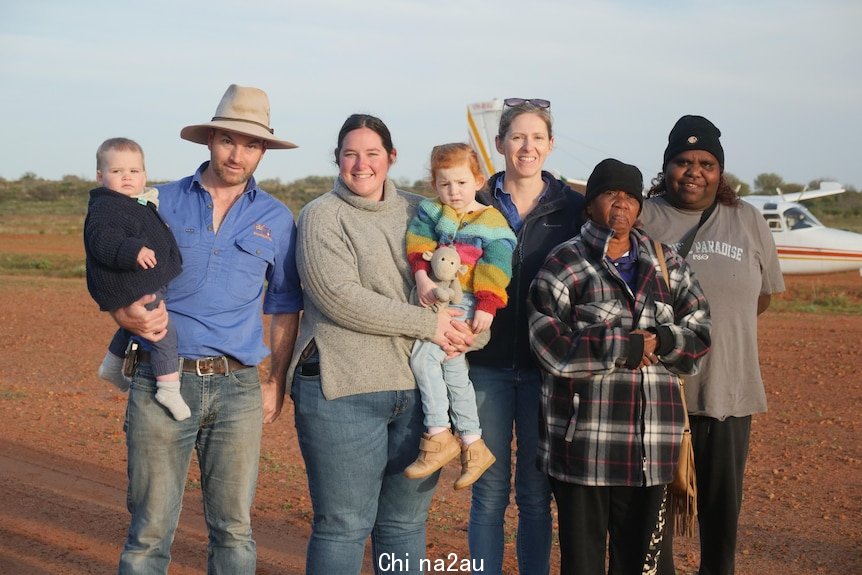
[466,98,862,275]
[743,184,862,275]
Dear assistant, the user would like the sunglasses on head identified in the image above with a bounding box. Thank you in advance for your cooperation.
[503,98,551,109]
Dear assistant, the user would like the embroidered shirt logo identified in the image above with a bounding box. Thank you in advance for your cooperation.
[253,223,272,241]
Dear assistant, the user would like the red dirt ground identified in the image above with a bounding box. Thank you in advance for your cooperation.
[0,234,859,574]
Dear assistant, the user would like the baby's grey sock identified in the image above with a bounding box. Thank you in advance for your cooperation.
[155,380,191,421]
[98,352,130,392]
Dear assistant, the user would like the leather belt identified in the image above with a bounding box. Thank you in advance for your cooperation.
[138,351,249,375]
[299,362,320,376]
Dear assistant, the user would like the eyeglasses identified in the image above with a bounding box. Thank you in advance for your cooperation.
[503,98,551,109]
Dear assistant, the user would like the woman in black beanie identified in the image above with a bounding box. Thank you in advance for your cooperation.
[529,158,711,574]
[640,115,785,575]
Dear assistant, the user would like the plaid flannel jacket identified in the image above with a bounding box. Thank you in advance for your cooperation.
[528,221,711,486]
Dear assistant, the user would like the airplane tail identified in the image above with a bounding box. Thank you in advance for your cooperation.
[467,99,505,179]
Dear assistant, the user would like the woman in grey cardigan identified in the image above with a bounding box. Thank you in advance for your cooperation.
[288,114,473,575]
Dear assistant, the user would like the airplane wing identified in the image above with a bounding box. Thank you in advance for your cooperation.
[776,181,845,202]
[561,176,587,194]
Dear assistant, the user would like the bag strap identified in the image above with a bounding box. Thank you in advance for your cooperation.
[653,239,691,431]
[653,239,671,292]
[678,200,717,258]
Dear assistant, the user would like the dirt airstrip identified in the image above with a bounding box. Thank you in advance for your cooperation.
[0,233,859,575]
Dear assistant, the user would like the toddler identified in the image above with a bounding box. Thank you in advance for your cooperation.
[84,137,189,420]
[403,143,516,489]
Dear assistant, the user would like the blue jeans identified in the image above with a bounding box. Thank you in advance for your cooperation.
[410,296,480,435]
[118,363,263,575]
[467,365,553,575]
[292,369,439,575]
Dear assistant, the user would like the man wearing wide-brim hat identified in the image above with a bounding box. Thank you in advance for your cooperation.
[110,84,303,574]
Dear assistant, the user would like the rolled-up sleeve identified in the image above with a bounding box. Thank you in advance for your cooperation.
[263,218,303,315]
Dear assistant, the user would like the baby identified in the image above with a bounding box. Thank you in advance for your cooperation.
[83,137,188,420]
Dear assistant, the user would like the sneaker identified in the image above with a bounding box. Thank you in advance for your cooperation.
[454,439,496,490]
[403,429,461,479]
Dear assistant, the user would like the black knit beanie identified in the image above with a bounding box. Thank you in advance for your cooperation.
[663,115,724,170]
[585,158,644,213]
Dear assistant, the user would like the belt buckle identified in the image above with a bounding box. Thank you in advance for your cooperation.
[195,356,229,376]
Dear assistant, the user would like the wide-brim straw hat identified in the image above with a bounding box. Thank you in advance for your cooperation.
[180,84,297,149]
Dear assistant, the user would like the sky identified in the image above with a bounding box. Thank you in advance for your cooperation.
[1,0,861,191]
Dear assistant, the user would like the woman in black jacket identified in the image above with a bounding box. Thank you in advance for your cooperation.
[467,98,585,574]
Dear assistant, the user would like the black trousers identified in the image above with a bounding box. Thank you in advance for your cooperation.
[656,415,752,575]
[551,478,665,575]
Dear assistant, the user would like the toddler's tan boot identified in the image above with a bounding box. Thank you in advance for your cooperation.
[403,429,461,479]
[454,439,496,490]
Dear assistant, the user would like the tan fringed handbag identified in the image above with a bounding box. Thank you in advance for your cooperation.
[653,239,698,537]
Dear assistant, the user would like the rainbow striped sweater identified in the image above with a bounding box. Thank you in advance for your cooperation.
[406,198,517,315]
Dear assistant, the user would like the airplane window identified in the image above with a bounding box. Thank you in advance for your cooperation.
[763,214,783,231]
[784,207,816,230]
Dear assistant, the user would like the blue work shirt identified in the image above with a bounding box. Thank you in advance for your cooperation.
[156,162,303,366]
[493,173,551,233]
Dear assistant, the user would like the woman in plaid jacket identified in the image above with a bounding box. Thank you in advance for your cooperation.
[528,159,711,575]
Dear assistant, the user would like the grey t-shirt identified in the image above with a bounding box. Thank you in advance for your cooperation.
[640,196,785,419]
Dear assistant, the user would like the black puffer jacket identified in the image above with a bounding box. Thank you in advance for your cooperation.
[469,171,586,369]
[84,187,182,311]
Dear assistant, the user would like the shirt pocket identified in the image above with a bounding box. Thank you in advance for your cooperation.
[227,236,275,302]
[169,226,206,294]
[572,300,623,330]
[173,225,201,249]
